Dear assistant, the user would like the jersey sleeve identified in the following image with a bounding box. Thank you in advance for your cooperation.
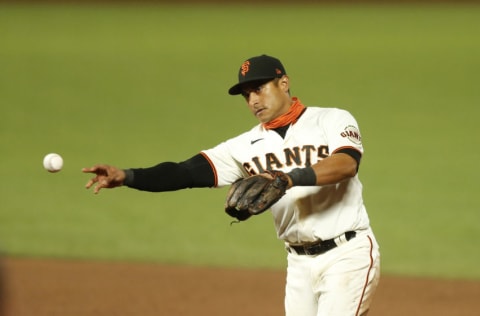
[201,138,249,188]
[323,109,364,155]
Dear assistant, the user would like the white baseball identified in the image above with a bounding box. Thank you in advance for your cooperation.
[43,153,63,173]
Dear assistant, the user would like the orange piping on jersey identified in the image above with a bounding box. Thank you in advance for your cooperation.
[200,152,218,188]
[263,97,306,130]
[355,235,375,316]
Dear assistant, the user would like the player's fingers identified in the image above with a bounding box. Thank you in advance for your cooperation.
[85,176,99,189]
[83,165,108,189]
[82,167,94,173]
[93,184,102,194]
[83,164,112,173]
[83,164,122,194]
[92,179,106,194]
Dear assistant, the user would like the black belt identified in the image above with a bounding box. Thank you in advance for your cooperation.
[287,231,356,256]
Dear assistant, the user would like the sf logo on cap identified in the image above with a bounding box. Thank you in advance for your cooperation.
[241,61,250,77]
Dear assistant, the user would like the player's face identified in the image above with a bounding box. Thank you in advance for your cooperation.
[241,76,291,123]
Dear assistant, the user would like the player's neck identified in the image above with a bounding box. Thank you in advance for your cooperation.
[263,97,305,130]
[273,125,290,138]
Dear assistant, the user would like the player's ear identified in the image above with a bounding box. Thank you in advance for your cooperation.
[279,75,290,92]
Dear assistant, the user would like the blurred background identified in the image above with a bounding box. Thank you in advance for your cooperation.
[0,0,479,280]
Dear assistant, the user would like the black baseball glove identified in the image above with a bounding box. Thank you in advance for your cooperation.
[225,170,290,221]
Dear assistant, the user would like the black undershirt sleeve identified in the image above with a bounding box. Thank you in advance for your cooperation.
[334,147,362,172]
[123,153,215,192]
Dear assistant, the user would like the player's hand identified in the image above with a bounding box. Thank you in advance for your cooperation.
[82,164,126,194]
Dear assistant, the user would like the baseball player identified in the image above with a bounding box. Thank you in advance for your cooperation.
[83,54,380,316]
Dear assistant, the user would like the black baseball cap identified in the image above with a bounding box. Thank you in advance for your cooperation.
[228,54,287,95]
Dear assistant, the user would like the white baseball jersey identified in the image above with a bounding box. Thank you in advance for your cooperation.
[202,106,370,244]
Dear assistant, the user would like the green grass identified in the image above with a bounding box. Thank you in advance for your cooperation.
[1,3,479,279]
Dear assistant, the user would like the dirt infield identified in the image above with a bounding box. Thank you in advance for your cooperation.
[1,257,480,316]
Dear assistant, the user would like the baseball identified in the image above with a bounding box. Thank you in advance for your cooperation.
[43,153,63,173]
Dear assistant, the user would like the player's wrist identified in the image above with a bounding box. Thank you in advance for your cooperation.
[287,167,317,187]
[123,169,134,187]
